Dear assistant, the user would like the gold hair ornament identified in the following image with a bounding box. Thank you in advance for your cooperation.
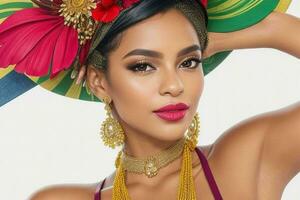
[58,0,98,45]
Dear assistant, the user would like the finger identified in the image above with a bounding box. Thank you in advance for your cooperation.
[82,78,86,88]
[70,68,78,79]
[76,65,87,85]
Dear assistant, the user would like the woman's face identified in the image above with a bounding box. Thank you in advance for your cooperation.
[88,8,204,144]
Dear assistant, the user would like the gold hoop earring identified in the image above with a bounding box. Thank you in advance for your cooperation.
[100,96,125,149]
[185,112,200,150]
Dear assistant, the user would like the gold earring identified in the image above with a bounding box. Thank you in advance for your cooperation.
[185,112,200,150]
[100,96,125,149]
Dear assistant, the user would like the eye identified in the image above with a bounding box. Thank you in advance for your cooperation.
[180,56,202,69]
[127,60,155,73]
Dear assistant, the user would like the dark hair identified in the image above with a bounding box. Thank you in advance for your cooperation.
[95,0,208,73]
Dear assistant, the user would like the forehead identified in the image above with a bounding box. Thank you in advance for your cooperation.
[116,8,200,54]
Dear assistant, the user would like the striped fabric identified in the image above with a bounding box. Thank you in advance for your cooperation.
[206,0,292,32]
[202,0,291,75]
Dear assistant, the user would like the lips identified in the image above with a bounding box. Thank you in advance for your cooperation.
[153,103,189,112]
[153,103,189,121]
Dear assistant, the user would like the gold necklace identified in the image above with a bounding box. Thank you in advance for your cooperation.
[112,113,200,200]
[121,137,185,178]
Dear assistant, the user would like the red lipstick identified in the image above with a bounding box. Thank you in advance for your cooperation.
[153,103,189,121]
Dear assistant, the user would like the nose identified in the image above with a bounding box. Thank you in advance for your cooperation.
[159,68,184,97]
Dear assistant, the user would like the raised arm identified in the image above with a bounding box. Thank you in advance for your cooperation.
[204,11,300,59]
[204,10,300,186]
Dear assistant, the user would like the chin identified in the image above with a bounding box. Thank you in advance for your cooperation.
[150,127,187,143]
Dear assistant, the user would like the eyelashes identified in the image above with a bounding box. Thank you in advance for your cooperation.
[127,56,202,74]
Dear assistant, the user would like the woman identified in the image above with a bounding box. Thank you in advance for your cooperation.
[0,0,299,199]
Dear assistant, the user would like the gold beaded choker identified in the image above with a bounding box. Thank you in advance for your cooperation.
[112,113,200,200]
[121,137,185,178]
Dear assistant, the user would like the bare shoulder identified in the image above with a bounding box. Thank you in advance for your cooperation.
[211,109,273,163]
[29,182,99,200]
[210,108,272,181]
[211,101,300,168]
[207,108,275,194]
[208,102,300,197]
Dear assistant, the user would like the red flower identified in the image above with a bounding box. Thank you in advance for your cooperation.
[200,0,208,8]
[122,0,140,9]
[92,0,122,23]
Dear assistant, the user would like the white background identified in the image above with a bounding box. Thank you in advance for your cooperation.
[0,2,299,200]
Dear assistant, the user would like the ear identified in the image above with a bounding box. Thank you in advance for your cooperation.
[86,64,110,100]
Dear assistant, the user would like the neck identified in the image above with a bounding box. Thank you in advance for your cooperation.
[124,122,183,158]
[123,133,182,158]
[120,125,200,186]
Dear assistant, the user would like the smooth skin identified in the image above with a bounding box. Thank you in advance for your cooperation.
[30,9,300,200]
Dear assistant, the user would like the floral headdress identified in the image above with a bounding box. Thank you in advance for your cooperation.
[0,0,208,80]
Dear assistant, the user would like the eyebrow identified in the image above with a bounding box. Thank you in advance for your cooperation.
[122,44,201,59]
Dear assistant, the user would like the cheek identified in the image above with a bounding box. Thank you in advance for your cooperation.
[108,69,156,121]
[183,69,204,104]
[107,64,204,140]
[109,67,204,117]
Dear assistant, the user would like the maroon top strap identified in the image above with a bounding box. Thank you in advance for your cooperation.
[195,146,223,200]
[94,178,106,200]
[94,147,223,200]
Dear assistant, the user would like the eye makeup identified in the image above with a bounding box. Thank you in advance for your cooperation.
[126,54,202,74]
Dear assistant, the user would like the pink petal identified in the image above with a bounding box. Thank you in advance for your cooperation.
[14,22,64,76]
[0,19,62,67]
[0,7,65,76]
[51,26,79,77]
[0,6,80,77]
[0,8,59,36]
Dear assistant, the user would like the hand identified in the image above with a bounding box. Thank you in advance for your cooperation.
[71,64,87,86]
[265,11,300,58]
[204,12,300,59]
